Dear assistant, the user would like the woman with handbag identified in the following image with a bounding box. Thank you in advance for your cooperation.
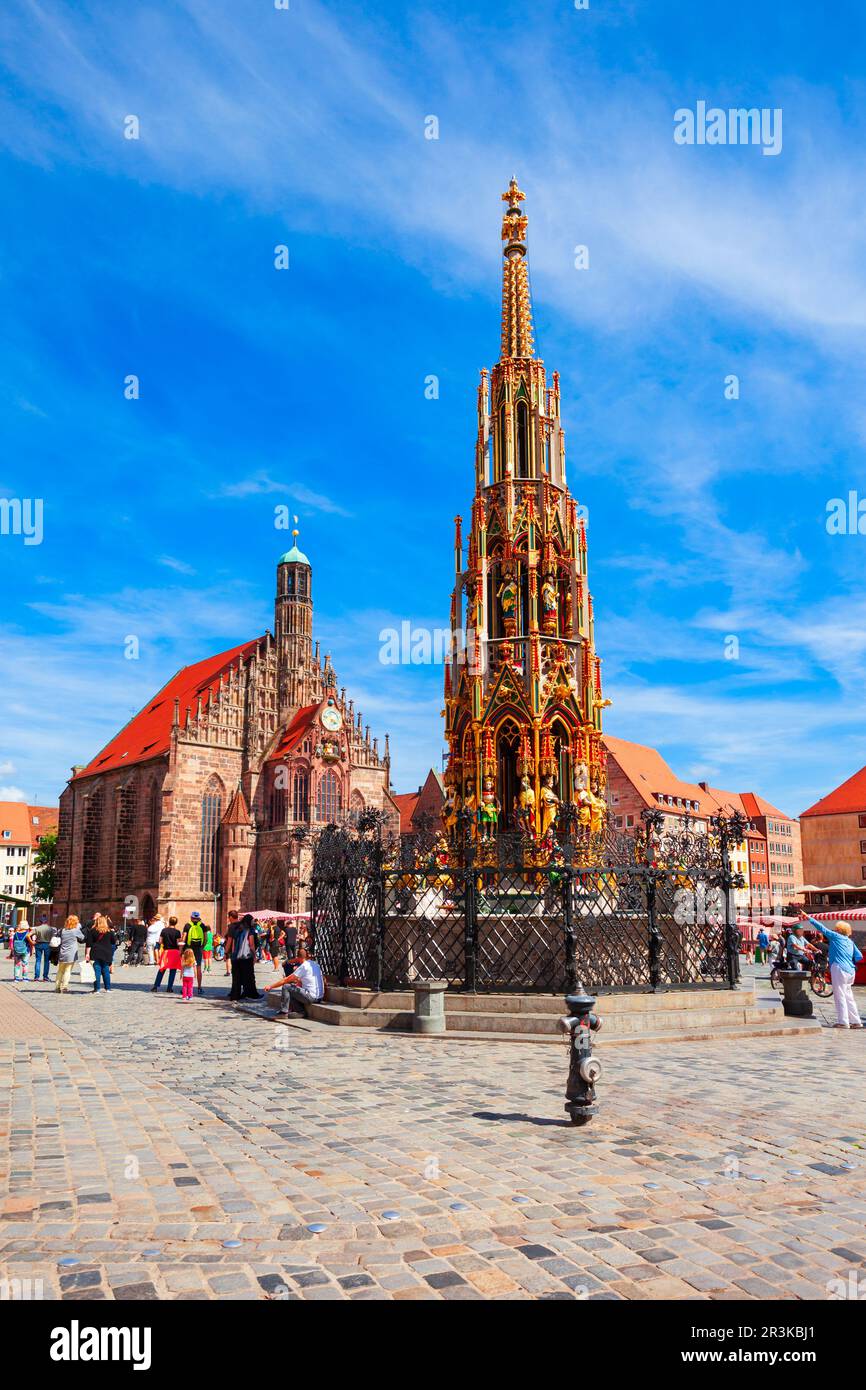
[55,916,85,993]
[85,915,118,993]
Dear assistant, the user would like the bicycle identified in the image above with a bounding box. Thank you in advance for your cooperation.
[769,955,833,998]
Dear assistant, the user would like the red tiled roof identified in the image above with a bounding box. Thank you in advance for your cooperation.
[740,791,794,822]
[801,764,866,819]
[222,787,251,826]
[391,792,420,834]
[697,783,750,818]
[266,704,320,763]
[0,801,32,845]
[28,805,58,846]
[74,638,264,779]
[602,736,709,814]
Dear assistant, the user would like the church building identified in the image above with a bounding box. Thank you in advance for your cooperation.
[54,536,398,928]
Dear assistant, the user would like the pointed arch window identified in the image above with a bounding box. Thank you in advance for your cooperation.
[81,788,104,901]
[147,781,161,883]
[269,775,287,828]
[292,770,310,822]
[316,770,341,823]
[199,780,223,893]
[550,719,574,807]
[496,720,521,831]
[516,400,530,477]
[114,779,138,895]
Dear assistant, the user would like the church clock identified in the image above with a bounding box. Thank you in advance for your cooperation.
[321,704,342,732]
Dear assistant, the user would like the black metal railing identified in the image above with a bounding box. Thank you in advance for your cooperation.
[309,808,745,995]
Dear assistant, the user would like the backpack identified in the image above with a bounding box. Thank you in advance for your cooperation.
[186,920,205,945]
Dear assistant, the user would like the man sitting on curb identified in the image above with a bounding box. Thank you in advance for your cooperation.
[263,945,324,1018]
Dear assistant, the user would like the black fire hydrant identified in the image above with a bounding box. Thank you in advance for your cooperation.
[560,987,603,1126]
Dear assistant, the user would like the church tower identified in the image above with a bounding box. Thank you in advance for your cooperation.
[443,180,609,840]
[275,527,313,713]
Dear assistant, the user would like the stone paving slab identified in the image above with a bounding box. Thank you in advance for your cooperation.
[1,957,865,1300]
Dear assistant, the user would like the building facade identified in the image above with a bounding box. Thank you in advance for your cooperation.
[0,802,58,921]
[603,735,802,910]
[391,769,446,837]
[54,539,398,929]
[801,763,866,909]
[443,181,608,841]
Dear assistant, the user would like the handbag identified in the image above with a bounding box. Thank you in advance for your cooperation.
[79,960,96,984]
[50,934,61,948]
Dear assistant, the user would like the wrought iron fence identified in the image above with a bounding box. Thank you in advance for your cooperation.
[309,808,745,994]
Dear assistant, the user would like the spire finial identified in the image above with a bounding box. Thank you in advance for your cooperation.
[499,176,535,359]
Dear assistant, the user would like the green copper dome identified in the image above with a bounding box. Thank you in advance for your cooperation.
[278,543,310,565]
[278,528,310,565]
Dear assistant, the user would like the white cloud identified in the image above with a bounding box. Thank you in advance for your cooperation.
[216,472,351,516]
[0,785,28,802]
[158,555,196,576]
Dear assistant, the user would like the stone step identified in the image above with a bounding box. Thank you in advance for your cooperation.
[325,984,756,1016]
[307,999,784,1036]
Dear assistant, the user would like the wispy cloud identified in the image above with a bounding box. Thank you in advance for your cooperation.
[216,471,351,516]
[158,554,196,576]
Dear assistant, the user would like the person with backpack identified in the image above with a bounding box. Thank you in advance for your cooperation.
[181,912,208,996]
[225,912,262,1003]
[10,917,33,982]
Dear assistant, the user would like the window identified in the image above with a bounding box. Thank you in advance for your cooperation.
[199,787,223,893]
[269,783,286,828]
[860,815,866,829]
[516,401,530,477]
[862,866,866,881]
[147,784,161,882]
[626,814,634,828]
[2,831,9,840]
[292,771,310,822]
[316,771,341,823]
[81,789,104,900]
[860,841,866,855]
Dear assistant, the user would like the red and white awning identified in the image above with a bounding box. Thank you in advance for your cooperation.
[806,908,866,922]
[248,910,311,922]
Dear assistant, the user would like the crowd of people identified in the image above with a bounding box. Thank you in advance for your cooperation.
[3,909,324,1016]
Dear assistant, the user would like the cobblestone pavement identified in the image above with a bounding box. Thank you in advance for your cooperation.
[1,956,865,1301]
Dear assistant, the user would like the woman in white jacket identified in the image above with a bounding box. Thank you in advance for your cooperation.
[145,914,164,966]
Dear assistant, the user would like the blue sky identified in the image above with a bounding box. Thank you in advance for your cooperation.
[2,0,866,815]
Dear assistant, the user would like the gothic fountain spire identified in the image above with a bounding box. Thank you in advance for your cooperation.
[499,177,536,362]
